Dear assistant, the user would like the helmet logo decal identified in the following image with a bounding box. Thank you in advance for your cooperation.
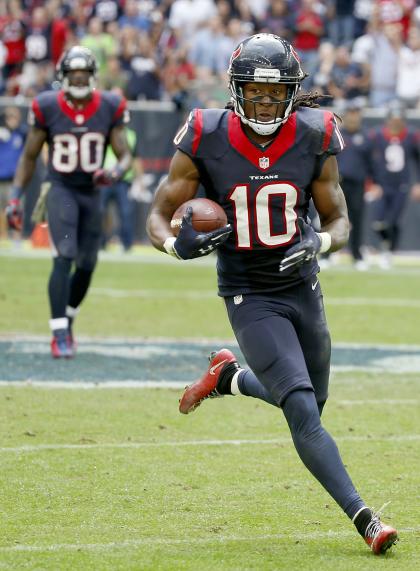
[290,46,301,63]
[254,68,281,81]
[230,43,243,65]
[259,157,270,169]
[69,57,88,70]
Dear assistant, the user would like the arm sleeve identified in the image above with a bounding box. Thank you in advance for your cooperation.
[111,96,130,128]
[173,109,204,159]
[318,111,345,157]
[313,111,345,177]
[28,97,47,131]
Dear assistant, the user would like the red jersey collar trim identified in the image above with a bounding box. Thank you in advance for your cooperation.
[228,112,297,171]
[57,90,101,124]
[382,126,408,142]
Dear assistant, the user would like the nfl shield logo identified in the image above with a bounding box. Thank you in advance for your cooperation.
[259,156,270,169]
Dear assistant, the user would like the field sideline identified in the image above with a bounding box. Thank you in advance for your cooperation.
[0,249,419,570]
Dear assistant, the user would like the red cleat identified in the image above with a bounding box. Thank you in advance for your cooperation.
[364,511,398,555]
[51,330,74,359]
[179,348,238,414]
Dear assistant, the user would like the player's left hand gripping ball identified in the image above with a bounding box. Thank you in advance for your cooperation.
[5,198,23,231]
[279,217,321,272]
[173,206,231,259]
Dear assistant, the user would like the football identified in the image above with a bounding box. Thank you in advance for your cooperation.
[170,198,227,236]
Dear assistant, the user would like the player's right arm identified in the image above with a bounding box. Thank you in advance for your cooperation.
[146,150,201,252]
[147,150,231,259]
[11,126,47,198]
[5,126,47,231]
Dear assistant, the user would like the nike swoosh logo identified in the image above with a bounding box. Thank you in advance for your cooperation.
[311,280,319,291]
[209,359,228,375]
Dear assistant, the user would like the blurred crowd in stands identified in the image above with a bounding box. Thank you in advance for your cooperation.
[0,0,419,109]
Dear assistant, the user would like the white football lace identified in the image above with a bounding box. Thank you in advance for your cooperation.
[365,502,391,540]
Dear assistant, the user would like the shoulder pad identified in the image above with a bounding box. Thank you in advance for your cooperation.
[174,108,229,159]
[101,90,129,125]
[297,107,345,156]
[29,90,58,129]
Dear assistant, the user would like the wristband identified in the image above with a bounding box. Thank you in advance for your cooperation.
[163,237,180,258]
[10,186,23,200]
[113,165,124,180]
[317,232,332,254]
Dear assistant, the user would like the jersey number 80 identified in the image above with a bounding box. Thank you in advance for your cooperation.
[52,132,105,173]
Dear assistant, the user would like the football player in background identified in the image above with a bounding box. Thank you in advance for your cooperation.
[6,46,132,358]
[368,102,420,269]
[147,34,398,555]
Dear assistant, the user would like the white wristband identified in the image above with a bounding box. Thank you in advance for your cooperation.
[317,232,332,254]
[163,237,179,258]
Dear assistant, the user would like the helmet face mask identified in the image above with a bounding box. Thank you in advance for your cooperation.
[57,47,97,100]
[228,34,306,136]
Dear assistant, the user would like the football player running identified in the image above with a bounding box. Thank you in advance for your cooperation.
[147,34,398,555]
[6,46,132,358]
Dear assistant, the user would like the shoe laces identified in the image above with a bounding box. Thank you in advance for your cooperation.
[365,502,391,540]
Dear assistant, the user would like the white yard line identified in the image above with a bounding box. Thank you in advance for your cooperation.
[336,399,418,405]
[1,334,420,351]
[90,287,420,308]
[0,528,418,553]
[327,297,420,308]
[0,435,419,454]
[0,375,419,389]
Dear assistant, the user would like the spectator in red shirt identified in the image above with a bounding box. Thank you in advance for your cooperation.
[293,0,325,83]
[376,0,415,40]
[46,0,70,65]
[0,0,26,78]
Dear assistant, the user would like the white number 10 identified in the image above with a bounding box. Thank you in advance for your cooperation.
[228,182,298,248]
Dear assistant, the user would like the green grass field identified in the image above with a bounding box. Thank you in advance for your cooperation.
[0,249,419,570]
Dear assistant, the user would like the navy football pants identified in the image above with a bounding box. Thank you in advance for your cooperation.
[224,280,365,519]
[46,184,102,320]
[224,279,330,408]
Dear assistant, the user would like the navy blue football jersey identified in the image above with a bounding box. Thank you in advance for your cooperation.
[368,126,420,189]
[30,90,129,190]
[175,107,344,295]
[337,127,371,183]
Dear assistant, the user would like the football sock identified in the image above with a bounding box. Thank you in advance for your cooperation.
[237,369,278,406]
[230,370,242,395]
[352,506,373,537]
[48,256,72,318]
[216,362,241,395]
[49,318,69,333]
[68,267,94,309]
[282,389,366,518]
[66,306,79,335]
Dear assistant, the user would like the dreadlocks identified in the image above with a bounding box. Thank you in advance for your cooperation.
[225,91,331,112]
[292,91,330,110]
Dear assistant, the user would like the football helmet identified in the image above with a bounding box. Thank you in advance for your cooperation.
[386,100,406,121]
[228,34,306,135]
[57,46,97,99]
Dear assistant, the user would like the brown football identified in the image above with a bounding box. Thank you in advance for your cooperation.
[170,198,227,237]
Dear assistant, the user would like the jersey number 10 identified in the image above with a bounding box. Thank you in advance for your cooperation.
[229,182,298,248]
[52,132,105,173]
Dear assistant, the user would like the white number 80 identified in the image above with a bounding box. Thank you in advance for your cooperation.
[52,132,105,173]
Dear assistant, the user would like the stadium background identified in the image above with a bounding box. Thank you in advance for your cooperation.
[0,0,420,252]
